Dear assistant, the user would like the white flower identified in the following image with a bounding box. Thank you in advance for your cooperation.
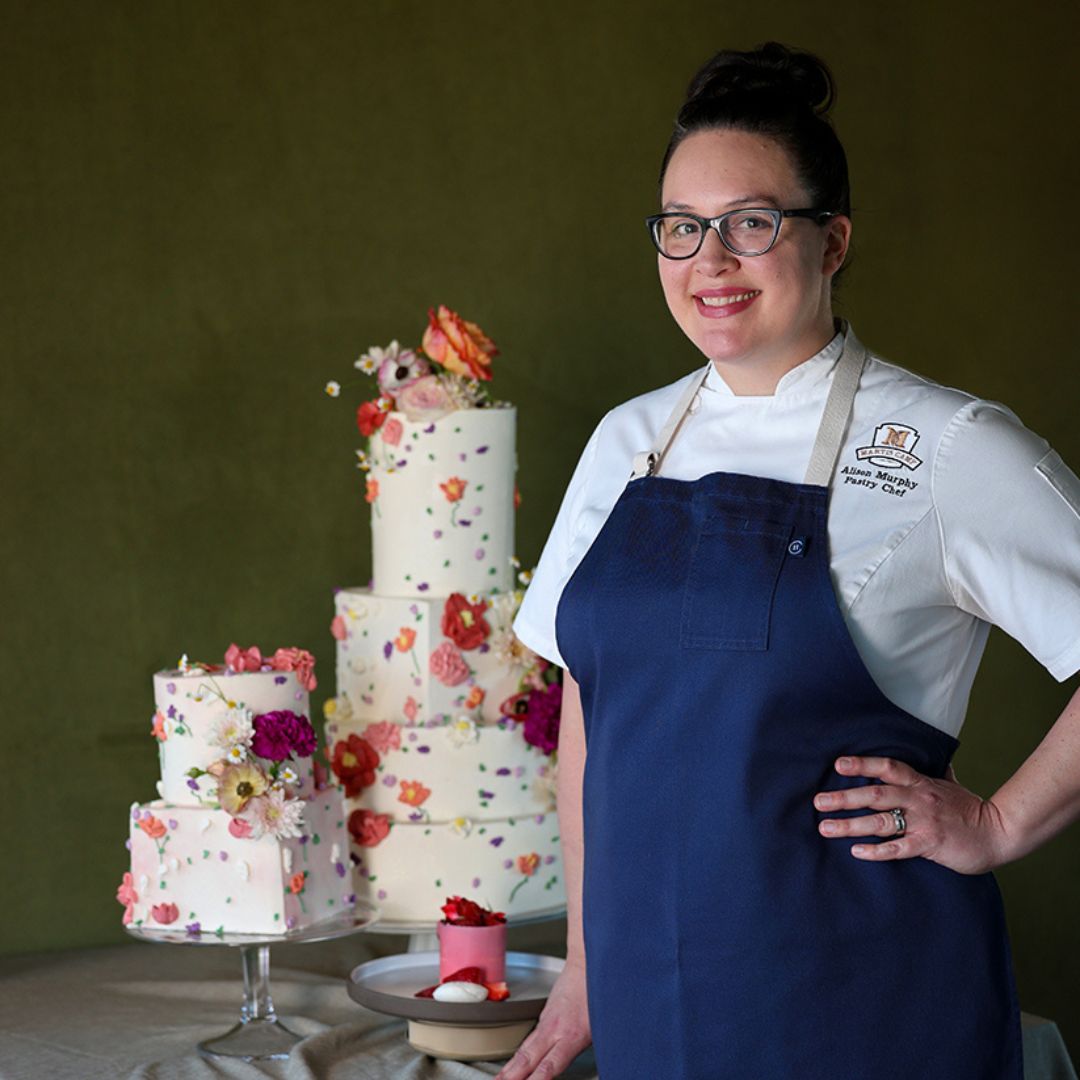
[376,395,393,413]
[446,715,480,748]
[517,568,534,586]
[279,765,299,787]
[199,817,213,833]
[490,627,538,672]
[226,744,247,764]
[449,816,473,837]
[282,848,294,874]
[356,341,399,374]
[325,380,341,397]
[237,860,251,882]
[331,843,341,865]
[250,789,306,840]
[209,707,254,752]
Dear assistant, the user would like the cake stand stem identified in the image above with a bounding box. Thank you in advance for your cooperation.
[197,944,303,1061]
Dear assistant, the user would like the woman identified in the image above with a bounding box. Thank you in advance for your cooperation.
[501,43,1080,1080]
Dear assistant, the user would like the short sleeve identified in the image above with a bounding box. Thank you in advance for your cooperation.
[935,400,1080,681]
[513,416,608,669]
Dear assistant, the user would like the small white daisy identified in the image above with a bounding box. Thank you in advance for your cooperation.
[325,380,341,397]
[449,816,473,838]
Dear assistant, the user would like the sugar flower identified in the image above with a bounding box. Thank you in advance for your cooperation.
[381,416,404,446]
[348,808,391,847]
[217,762,270,815]
[289,871,307,895]
[225,643,263,673]
[394,627,416,652]
[116,872,138,910]
[442,593,490,651]
[139,814,167,840]
[439,476,468,503]
[357,399,388,437]
[396,375,455,423]
[269,647,317,692]
[449,816,473,837]
[228,816,254,839]
[398,779,432,807]
[446,715,479,747]
[151,710,168,741]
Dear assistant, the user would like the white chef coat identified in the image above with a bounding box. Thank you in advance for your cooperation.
[513,329,1080,737]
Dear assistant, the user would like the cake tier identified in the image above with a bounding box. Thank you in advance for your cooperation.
[126,792,353,935]
[153,667,315,805]
[369,407,515,597]
[326,714,556,822]
[348,810,564,924]
[334,587,525,726]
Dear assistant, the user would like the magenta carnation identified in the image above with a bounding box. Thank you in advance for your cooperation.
[251,711,317,761]
[521,683,562,755]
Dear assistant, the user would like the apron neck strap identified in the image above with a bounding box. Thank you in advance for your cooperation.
[630,322,866,487]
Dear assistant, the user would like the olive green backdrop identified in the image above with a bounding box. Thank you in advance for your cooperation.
[4,0,1079,1050]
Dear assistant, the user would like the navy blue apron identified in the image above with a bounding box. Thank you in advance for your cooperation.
[555,329,1023,1079]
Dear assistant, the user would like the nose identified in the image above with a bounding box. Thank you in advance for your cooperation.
[693,225,739,275]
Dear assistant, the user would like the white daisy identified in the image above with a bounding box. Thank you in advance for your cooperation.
[449,816,473,837]
[209,707,254,752]
[325,380,341,397]
[446,715,480,748]
[226,744,248,764]
[279,765,300,787]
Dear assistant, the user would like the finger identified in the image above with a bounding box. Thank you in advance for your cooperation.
[835,755,921,786]
[814,783,904,813]
[850,836,918,860]
[819,810,906,838]
[497,1036,577,1080]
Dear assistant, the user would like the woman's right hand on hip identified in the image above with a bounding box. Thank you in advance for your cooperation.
[495,958,591,1079]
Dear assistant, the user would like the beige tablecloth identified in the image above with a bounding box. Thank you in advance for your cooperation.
[0,929,1074,1079]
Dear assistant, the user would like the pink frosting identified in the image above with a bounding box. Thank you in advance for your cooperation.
[429,641,470,686]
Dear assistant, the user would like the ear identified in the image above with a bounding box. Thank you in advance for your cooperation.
[822,214,852,277]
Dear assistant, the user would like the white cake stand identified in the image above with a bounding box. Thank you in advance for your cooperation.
[126,903,378,1061]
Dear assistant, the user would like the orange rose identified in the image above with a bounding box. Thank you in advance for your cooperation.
[395,627,417,652]
[139,814,167,839]
[289,871,306,895]
[365,478,379,504]
[465,686,486,709]
[421,305,497,382]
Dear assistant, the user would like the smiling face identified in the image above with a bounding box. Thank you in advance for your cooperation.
[658,128,850,394]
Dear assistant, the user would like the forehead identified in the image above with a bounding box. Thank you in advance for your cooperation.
[661,128,805,211]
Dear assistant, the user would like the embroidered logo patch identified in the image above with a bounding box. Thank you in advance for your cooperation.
[854,423,923,471]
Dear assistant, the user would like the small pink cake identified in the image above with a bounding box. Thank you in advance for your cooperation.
[437,896,507,984]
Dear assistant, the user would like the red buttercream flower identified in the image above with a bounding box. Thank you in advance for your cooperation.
[348,808,391,847]
[151,902,180,925]
[357,399,388,437]
[441,593,491,651]
[225,643,263,673]
[331,734,380,797]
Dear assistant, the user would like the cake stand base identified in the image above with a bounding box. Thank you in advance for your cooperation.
[198,1016,303,1061]
[407,1018,537,1061]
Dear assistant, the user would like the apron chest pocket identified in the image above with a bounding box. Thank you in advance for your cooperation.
[680,520,793,650]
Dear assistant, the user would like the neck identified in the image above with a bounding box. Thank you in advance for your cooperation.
[711,319,838,396]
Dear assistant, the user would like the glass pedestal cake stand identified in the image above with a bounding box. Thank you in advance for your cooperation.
[126,903,378,1061]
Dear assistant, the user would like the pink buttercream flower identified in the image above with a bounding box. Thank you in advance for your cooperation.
[381,417,404,447]
[151,710,168,741]
[403,696,419,722]
[225,643,263,673]
[269,647,317,692]
[396,375,455,423]
[116,872,138,907]
[330,615,347,641]
[363,720,402,754]
[429,641,470,686]
[228,817,254,839]
[152,902,180,925]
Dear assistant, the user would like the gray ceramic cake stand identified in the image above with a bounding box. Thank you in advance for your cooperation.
[126,903,378,1061]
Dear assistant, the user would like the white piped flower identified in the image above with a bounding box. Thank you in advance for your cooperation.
[138,874,149,892]
[199,817,213,833]
[168,857,180,874]
[331,843,341,864]
[237,860,251,882]
[283,848,294,874]
[156,862,168,878]
[449,817,473,837]
[446,715,479,748]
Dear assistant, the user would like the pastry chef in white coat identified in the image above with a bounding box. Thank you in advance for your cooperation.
[497,41,1080,1080]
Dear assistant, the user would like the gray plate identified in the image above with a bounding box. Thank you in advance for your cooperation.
[349,950,564,1024]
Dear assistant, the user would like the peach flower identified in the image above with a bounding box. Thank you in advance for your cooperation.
[421,305,497,382]
[394,627,417,652]
[225,643,263,673]
[152,902,180,925]
[349,808,391,847]
[439,476,467,503]
[363,720,402,754]
[151,710,168,741]
[139,814,167,840]
[399,779,432,807]
[381,417,404,446]
[289,871,307,895]
[516,853,540,877]
[365,477,379,504]
[270,647,317,692]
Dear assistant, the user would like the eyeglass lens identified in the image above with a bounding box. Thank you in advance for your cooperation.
[654,211,780,257]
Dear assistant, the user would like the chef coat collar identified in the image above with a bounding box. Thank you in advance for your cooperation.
[702,327,846,399]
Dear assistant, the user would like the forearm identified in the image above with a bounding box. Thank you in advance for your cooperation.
[556,671,586,967]
[989,681,1080,866]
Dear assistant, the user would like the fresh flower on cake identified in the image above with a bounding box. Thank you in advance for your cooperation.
[441,895,506,927]
[326,305,508,476]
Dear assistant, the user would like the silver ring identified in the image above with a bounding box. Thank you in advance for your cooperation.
[889,808,906,836]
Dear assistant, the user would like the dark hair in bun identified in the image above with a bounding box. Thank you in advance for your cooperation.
[660,42,850,219]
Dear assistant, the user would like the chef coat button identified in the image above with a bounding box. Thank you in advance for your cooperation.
[788,538,806,557]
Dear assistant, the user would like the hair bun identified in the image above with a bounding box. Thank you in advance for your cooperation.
[685,41,834,117]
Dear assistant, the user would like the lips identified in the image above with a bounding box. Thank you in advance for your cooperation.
[693,288,761,319]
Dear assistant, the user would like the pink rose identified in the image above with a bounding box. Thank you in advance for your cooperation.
[228,817,254,839]
[403,696,419,722]
[151,902,180,925]
[116,872,138,907]
[429,641,470,686]
[330,615,347,641]
[270,647,317,692]
[381,417,404,446]
[396,375,455,423]
[363,720,402,754]
[225,643,263,673]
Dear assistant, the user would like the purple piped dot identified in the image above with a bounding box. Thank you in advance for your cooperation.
[433,529,443,539]
[362,694,374,705]
[274,675,287,685]
[471,506,482,515]
[168,819,179,830]
[478,643,490,654]
[167,704,177,719]
[286,916,297,929]
[545,855,556,865]
[535,814,546,824]
[503,859,513,869]
[423,424,435,434]
[382,774,397,787]
[383,642,393,659]
[125,838,132,851]
[496,767,511,776]
[377,888,388,900]
[409,810,424,822]
[335,862,347,878]
[396,459,407,468]
[407,732,418,743]
[404,444,413,453]
[480,790,494,799]
[458,519,471,527]
[458,453,467,462]
[299,835,309,845]
[166,682,176,694]
[514,766,525,779]
[409,604,419,615]
[489,836,504,848]
[295,691,304,702]
[418,582,430,592]
[345,893,357,904]
[412,676,422,687]
[131,807,141,821]
[474,548,485,560]
[472,877,481,888]
[219,851,229,861]
[537,765,549,776]
[418,745,430,754]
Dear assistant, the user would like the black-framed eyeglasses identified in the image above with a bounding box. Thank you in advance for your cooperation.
[645,207,836,259]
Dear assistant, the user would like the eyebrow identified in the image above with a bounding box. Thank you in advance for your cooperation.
[661,194,783,213]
